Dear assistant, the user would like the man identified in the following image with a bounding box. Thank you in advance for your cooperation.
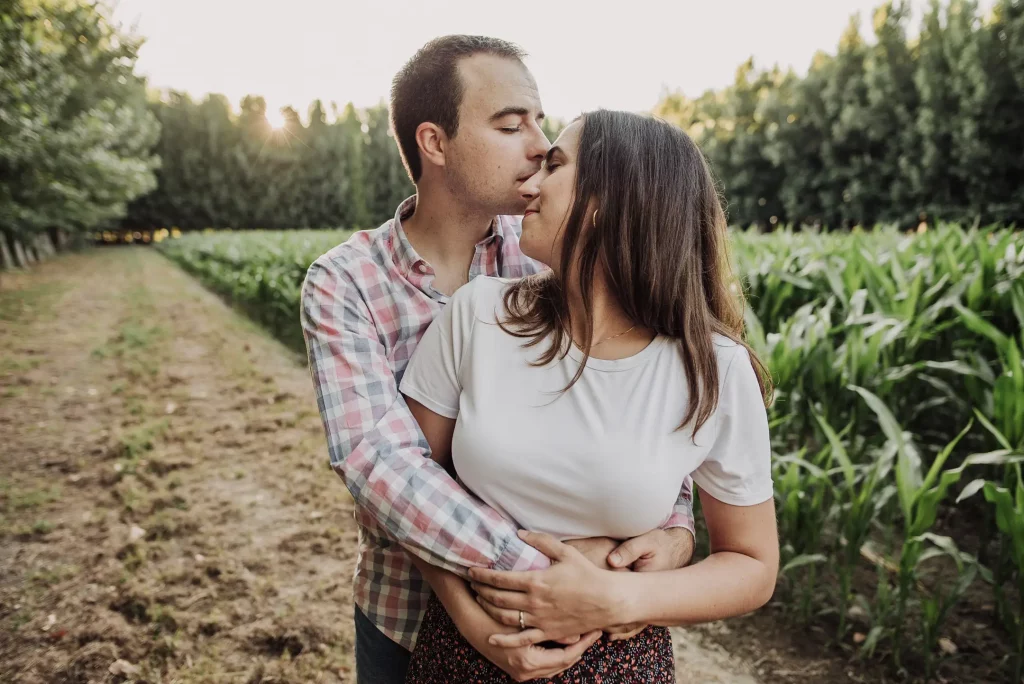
[300,35,695,684]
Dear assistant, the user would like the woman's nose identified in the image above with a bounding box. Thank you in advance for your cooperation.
[520,171,542,201]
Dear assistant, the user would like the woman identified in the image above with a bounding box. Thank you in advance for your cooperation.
[398,110,779,682]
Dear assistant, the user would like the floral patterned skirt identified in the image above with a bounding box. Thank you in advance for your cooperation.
[405,595,675,683]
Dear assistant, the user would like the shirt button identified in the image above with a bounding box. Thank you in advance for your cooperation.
[416,263,428,274]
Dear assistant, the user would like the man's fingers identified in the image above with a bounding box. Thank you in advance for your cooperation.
[475,596,526,627]
[472,583,530,612]
[608,535,655,568]
[518,530,571,562]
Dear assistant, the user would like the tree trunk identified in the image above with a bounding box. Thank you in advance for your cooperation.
[13,239,30,267]
[36,233,56,259]
[0,232,14,271]
[48,227,64,252]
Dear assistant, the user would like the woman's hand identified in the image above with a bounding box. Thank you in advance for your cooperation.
[469,530,630,648]
[562,537,647,641]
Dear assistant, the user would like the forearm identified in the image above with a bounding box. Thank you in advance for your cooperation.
[335,437,549,576]
[410,554,475,614]
[612,551,776,627]
[410,555,518,645]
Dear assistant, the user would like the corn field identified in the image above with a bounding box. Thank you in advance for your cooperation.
[159,223,1024,679]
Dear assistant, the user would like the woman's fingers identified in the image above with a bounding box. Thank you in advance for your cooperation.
[488,627,548,648]
[606,623,646,641]
[474,595,527,627]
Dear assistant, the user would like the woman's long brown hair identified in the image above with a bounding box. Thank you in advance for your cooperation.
[500,110,773,436]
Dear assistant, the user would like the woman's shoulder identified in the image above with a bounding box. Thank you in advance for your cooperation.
[710,333,754,382]
[449,276,515,323]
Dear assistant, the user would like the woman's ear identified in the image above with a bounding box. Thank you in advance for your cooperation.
[415,122,446,173]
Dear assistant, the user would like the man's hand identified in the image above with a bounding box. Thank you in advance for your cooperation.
[608,527,695,572]
[563,537,621,570]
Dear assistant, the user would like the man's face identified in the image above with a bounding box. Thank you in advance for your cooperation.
[443,54,550,216]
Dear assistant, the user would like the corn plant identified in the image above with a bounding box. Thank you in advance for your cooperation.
[960,467,1024,683]
[813,409,895,640]
[774,446,833,623]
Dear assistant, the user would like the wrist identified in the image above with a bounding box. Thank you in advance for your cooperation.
[665,526,696,567]
[607,570,641,625]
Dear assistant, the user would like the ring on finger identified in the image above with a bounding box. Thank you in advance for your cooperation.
[518,610,526,630]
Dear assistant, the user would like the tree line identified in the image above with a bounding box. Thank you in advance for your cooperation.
[1,0,1022,269]
[656,0,1024,229]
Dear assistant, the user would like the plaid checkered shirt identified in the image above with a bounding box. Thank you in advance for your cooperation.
[300,196,695,650]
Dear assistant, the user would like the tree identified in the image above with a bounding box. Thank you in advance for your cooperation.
[0,0,159,263]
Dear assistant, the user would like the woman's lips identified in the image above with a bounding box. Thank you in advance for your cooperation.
[523,209,538,217]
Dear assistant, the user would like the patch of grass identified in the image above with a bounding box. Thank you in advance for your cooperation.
[146,603,178,634]
[115,484,143,514]
[28,564,78,587]
[8,611,30,632]
[0,356,39,374]
[32,519,53,535]
[117,543,147,572]
[92,322,165,360]
[0,483,62,513]
[0,282,65,323]
[115,419,170,463]
[12,519,55,539]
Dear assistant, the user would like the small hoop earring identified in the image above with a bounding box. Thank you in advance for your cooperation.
[592,209,599,226]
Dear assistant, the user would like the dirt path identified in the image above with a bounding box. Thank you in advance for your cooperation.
[0,248,762,683]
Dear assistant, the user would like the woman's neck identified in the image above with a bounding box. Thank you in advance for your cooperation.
[567,276,654,360]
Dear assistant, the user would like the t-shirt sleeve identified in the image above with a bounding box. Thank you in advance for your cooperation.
[692,344,773,506]
[399,283,477,419]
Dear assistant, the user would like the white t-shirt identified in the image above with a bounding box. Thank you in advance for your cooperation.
[399,277,772,541]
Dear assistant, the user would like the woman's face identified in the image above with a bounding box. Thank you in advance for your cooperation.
[518,120,584,270]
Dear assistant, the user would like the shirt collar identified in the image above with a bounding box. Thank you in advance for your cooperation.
[390,195,509,277]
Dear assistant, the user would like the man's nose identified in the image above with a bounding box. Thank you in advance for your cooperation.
[526,124,549,162]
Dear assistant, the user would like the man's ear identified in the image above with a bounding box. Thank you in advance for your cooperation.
[415,122,446,172]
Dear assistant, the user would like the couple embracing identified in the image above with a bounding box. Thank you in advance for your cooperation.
[301,35,778,684]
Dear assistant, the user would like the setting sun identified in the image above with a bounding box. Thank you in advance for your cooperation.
[266,108,287,130]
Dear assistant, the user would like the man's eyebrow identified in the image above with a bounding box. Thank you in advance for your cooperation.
[489,106,544,122]
[544,146,563,165]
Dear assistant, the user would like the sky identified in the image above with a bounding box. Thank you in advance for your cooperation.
[110,0,979,124]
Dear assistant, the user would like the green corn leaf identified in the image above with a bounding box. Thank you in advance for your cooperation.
[973,408,1013,450]
[781,553,828,575]
[954,303,1009,352]
[956,478,988,503]
[921,420,973,494]
[813,412,855,489]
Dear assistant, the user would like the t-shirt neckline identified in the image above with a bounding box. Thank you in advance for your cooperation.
[565,334,669,372]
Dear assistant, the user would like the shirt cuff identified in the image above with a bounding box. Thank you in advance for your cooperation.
[662,510,696,535]
[492,536,552,571]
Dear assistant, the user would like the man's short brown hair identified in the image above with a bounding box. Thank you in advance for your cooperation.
[390,35,526,182]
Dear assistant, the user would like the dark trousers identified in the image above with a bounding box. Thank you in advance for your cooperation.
[355,605,412,684]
